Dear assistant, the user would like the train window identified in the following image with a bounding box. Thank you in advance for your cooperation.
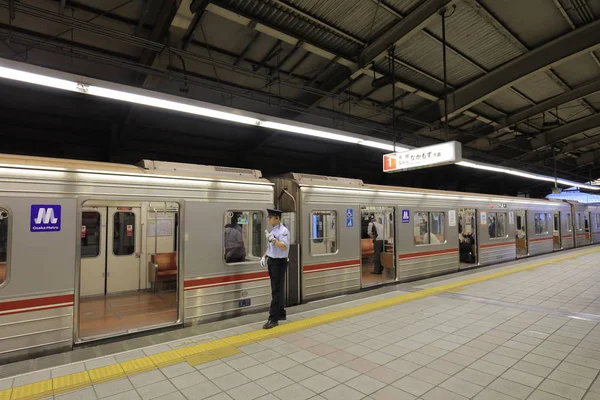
[310,211,337,255]
[223,211,263,264]
[81,212,101,258]
[0,208,8,287]
[488,212,507,238]
[553,214,559,232]
[595,214,600,230]
[576,213,583,231]
[414,211,445,245]
[534,213,548,235]
[113,212,135,256]
[567,213,572,232]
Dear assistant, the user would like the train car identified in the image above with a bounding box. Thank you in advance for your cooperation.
[272,173,594,304]
[0,154,272,364]
[0,155,598,364]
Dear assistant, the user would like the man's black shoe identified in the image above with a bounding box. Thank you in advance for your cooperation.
[263,320,278,329]
[279,316,286,321]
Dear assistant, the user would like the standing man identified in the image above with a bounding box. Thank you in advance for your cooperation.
[368,215,384,275]
[260,209,290,329]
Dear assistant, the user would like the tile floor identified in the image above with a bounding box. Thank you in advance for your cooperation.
[2,251,600,400]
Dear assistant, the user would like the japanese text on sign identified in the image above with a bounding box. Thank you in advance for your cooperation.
[383,141,462,173]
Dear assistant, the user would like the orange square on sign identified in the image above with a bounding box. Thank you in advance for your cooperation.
[383,154,397,171]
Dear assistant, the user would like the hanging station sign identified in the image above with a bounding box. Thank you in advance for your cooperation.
[383,141,462,173]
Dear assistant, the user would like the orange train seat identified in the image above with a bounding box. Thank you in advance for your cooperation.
[361,239,374,257]
[149,252,177,292]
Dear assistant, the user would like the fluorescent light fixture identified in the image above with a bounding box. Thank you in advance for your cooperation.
[87,86,258,125]
[0,66,78,92]
[360,140,408,152]
[259,121,361,144]
[0,59,596,191]
[457,161,600,191]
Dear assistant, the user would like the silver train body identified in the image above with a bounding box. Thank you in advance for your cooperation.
[0,155,598,363]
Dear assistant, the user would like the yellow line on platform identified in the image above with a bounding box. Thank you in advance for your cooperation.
[1,247,598,399]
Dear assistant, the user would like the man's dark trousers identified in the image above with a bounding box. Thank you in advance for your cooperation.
[267,257,287,321]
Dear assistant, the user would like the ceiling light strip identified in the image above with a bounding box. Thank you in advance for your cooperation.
[0,59,595,191]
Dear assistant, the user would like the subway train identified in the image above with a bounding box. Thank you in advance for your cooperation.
[0,153,599,363]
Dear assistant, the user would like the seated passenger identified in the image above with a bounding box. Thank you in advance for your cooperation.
[224,221,246,263]
[489,221,496,238]
[424,232,441,244]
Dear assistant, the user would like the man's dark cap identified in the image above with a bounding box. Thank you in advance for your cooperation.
[267,209,283,217]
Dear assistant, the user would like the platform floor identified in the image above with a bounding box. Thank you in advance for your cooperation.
[1,246,600,400]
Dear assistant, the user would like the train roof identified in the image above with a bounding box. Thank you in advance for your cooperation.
[279,172,576,206]
[0,153,270,184]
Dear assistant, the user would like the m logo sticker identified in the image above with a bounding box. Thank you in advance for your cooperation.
[401,210,410,224]
[31,205,61,232]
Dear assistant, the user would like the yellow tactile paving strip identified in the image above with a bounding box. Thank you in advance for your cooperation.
[2,246,599,400]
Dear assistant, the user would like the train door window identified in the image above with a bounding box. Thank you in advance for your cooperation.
[223,211,263,264]
[553,214,559,232]
[576,213,583,231]
[488,212,507,238]
[310,211,337,255]
[113,212,135,256]
[414,212,445,245]
[595,214,600,230]
[534,213,548,235]
[81,212,101,258]
[567,213,572,232]
[0,208,9,286]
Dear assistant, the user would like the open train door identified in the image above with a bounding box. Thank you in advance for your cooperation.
[553,212,561,251]
[458,208,478,268]
[78,201,180,342]
[516,210,528,257]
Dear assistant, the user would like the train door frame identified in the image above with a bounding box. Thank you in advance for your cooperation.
[458,208,478,269]
[359,206,396,288]
[515,210,528,257]
[75,199,183,343]
[552,211,562,251]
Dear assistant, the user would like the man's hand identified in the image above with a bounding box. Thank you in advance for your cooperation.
[265,229,275,243]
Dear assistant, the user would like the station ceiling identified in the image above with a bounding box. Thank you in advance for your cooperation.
[0,0,599,195]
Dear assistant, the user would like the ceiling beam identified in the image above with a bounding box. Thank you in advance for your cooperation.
[576,148,600,166]
[137,0,181,68]
[303,0,455,109]
[524,133,600,163]
[234,31,261,66]
[455,77,600,143]
[205,1,514,135]
[412,18,600,124]
[514,113,600,155]
[358,0,455,67]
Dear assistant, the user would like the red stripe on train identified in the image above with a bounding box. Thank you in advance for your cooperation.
[480,242,516,249]
[0,294,74,315]
[184,271,270,289]
[303,260,360,273]
[529,237,554,243]
[398,248,458,260]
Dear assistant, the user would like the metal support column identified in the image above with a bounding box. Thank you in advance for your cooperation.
[440,7,449,140]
